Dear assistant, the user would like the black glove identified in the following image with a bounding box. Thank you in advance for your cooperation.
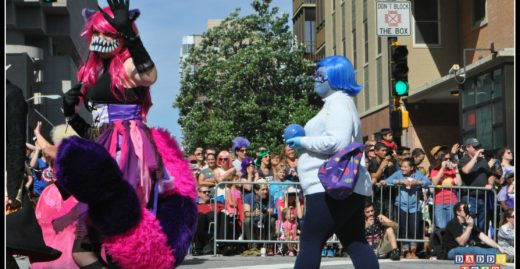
[99,0,155,73]
[62,83,83,117]
[67,113,91,138]
[99,0,137,39]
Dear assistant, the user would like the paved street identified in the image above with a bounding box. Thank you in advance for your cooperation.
[178,255,515,269]
[15,255,515,268]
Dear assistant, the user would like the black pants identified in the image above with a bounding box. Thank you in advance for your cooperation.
[294,192,379,269]
[194,212,215,251]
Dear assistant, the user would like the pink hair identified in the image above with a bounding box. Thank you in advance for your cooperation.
[78,7,152,120]
[217,151,233,170]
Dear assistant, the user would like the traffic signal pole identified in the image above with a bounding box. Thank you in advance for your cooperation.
[387,36,402,147]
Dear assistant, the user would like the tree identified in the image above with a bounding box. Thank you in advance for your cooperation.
[175,0,319,153]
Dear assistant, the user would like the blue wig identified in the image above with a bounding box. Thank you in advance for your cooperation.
[232,136,250,151]
[316,56,362,96]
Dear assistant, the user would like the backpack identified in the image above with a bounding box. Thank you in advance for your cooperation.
[318,142,364,200]
[430,228,448,260]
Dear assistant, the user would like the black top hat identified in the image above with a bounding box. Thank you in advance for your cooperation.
[380,128,393,135]
[6,191,62,262]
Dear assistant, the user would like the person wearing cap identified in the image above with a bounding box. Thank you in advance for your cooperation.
[457,138,497,231]
[285,56,377,268]
[378,128,398,151]
[256,149,274,181]
[231,137,251,175]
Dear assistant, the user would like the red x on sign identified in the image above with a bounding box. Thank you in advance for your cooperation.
[385,11,401,27]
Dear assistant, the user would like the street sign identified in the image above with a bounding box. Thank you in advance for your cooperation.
[376,1,411,36]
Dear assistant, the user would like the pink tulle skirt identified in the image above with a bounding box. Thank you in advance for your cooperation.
[32,184,80,269]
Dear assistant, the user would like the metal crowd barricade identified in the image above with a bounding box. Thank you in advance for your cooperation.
[370,183,499,245]
[212,181,304,256]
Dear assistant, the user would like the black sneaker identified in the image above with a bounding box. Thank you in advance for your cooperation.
[388,249,401,261]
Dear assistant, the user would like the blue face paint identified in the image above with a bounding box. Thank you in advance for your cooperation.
[314,67,333,97]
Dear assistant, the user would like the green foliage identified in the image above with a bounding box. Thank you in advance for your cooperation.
[175,0,319,153]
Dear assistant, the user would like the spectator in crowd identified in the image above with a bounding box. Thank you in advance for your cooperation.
[256,149,274,181]
[396,147,411,167]
[222,175,242,243]
[28,139,50,202]
[231,137,251,176]
[277,186,304,228]
[430,149,462,229]
[369,142,397,185]
[240,157,258,193]
[243,179,276,254]
[202,148,217,169]
[442,201,504,260]
[365,140,377,166]
[412,148,428,177]
[497,172,514,211]
[364,201,400,261]
[192,147,205,179]
[279,207,300,256]
[280,145,299,181]
[193,186,224,256]
[378,128,398,152]
[496,147,515,185]
[386,157,432,259]
[270,152,281,171]
[368,142,398,218]
[458,138,496,231]
[497,208,515,262]
[214,151,237,201]
[198,153,217,187]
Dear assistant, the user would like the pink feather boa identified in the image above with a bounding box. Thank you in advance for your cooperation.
[103,209,174,269]
[150,128,197,199]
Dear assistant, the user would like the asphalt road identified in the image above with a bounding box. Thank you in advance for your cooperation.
[178,255,515,269]
[15,255,515,268]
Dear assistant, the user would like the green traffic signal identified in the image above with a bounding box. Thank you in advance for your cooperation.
[394,80,409,96]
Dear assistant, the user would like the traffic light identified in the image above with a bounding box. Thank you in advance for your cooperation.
[390,44,409,97]
[42,0,57,3]
[390,106,409,130]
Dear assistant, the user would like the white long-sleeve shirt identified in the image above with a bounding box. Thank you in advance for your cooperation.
[298,90,373,196]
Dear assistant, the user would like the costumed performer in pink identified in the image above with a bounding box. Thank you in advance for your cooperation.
[56,0,197,268]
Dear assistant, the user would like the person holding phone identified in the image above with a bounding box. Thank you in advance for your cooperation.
[442,201,504,260]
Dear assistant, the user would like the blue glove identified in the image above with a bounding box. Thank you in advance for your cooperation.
[286,137,303,150]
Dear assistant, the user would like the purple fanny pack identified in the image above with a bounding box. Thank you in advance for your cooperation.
[317,142,365,200]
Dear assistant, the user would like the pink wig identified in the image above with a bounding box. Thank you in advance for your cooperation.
[78,7,152,120]
[217,151,233,170]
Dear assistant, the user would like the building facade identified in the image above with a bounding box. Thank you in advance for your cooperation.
[6,0,97,141]
[292,0,514,162]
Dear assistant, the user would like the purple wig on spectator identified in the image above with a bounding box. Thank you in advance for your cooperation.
[232,137,250,152]
[241,157,255,175]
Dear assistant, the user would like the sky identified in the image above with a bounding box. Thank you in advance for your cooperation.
[101,0,293,145]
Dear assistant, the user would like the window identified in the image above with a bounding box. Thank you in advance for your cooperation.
[473,0,486,26]
[413,0,440,45]
[333,12,337,54]
[461,66,505,150]
[304,21,316,54]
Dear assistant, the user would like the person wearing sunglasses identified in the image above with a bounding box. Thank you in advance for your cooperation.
[232,137,251,177]
[285,56,377,269]
[214,151,236,202]
[430,149,462,229]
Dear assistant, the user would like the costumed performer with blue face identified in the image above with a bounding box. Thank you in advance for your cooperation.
[286,56,379,269]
